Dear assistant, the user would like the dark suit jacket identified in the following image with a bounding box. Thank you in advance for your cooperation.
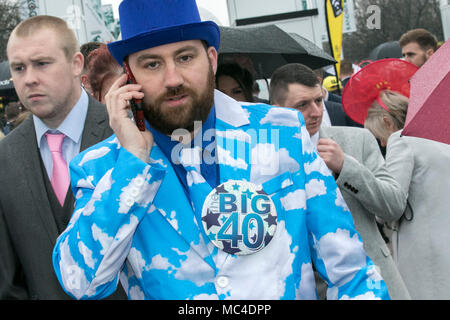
[0,96,124,299]
[327,92,342,104]
[325,100,362,128]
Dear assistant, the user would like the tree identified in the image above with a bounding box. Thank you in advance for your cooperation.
[343,0,444,62]
[0,0,22,61]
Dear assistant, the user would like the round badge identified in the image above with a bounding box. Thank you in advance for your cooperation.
[201,180,277,255]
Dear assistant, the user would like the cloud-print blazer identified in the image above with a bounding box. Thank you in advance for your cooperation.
[52,90,390,300]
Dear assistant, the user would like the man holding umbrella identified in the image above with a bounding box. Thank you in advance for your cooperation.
[53,0,389,300]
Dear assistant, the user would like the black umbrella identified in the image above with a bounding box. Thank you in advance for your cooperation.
[218,25,336,79]
[368,41,403,61]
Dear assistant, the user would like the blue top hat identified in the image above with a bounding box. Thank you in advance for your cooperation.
[107,0,221,65]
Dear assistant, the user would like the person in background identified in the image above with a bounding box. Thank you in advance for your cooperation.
[252,81,269,104]
[270,63,411,300]
[399,28,438,68]
[84,44,123,104]
[215,62,254,102]
[9,110,31,132]
[363,90,450,299]
[314,68,341,104]
[0,15,124,300]
[80,41,102,96]
[313,68,362,128]
[3,102,23,135]
[322,76,342,97]
[339,60,354,88]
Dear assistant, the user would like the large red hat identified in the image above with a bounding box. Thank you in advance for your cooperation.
[342,58,418,125]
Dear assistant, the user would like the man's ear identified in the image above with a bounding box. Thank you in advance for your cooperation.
[72,52,85,77]
[425,48,435,60]
[207,46,218,74]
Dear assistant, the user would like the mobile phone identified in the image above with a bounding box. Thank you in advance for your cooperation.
[123,61,146,131]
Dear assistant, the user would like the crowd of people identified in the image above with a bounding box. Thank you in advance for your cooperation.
[0,0,449,301]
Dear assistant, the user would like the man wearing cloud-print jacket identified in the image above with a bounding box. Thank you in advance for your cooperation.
[52,0,389,300]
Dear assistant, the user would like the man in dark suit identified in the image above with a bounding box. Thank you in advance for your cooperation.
[0,15,124,299]
[325,100,362,128]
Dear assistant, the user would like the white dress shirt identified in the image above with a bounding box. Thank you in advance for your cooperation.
[321,101,332,127]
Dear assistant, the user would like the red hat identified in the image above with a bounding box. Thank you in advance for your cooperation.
[342,59,418,125]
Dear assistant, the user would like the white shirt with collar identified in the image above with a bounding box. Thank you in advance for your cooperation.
[321,102,332,127]
[33,88,89,179]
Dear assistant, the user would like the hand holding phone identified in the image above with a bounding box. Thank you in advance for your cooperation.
[123,61,146,131]
[104,69,153,163]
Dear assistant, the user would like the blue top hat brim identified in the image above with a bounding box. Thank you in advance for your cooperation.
[108,21,220,66]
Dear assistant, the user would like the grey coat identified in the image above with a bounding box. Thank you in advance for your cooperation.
[386,131,450,300]
[317,126,411,300]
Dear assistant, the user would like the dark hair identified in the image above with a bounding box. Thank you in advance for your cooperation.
[85,44,123,101]
[5,102,22,119]
[399,28,438,52]
[269,63,320,105]
[80,41,102,70]
[215,62,255,102]
[340,59,353,76]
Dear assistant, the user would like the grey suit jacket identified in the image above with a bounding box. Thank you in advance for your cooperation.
[316,126,411,300]
[387,131,450,299]
[0,96,119,299]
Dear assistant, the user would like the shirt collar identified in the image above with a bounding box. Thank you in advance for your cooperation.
[34,88,89,148]
[149,104,216,160]
[311,131,320,147]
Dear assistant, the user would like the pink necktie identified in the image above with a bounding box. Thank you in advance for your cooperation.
[45,133,69,206]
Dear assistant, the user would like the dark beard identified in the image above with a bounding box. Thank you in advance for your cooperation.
[143,64,215,135]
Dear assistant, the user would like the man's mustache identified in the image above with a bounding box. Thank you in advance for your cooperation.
[164,86,190,98]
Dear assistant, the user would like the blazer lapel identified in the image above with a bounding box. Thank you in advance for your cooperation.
[16,118,59,243]
[149,144,216,271]
[214,90,252,184]
[80,97,111,152]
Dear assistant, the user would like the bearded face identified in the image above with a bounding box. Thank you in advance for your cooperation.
[142,63,215,135]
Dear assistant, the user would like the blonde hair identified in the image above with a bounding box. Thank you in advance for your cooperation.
[364,90,409,142]
[8,15,79,61]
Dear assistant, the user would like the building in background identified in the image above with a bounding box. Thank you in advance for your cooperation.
[19,0,119,44]
[226,0,356,50]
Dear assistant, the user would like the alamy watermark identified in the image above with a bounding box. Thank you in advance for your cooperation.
[169,121,281,176]
[366,5,381,30]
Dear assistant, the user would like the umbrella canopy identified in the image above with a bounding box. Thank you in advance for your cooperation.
[368,41,402,61]
[0,61,14,92]
[402,39,450,145]
[218,25,336,79]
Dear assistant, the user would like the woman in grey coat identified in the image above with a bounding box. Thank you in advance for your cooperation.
[365,90,450,299]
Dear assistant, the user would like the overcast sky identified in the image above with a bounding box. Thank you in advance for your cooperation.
[101,0,230,26]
